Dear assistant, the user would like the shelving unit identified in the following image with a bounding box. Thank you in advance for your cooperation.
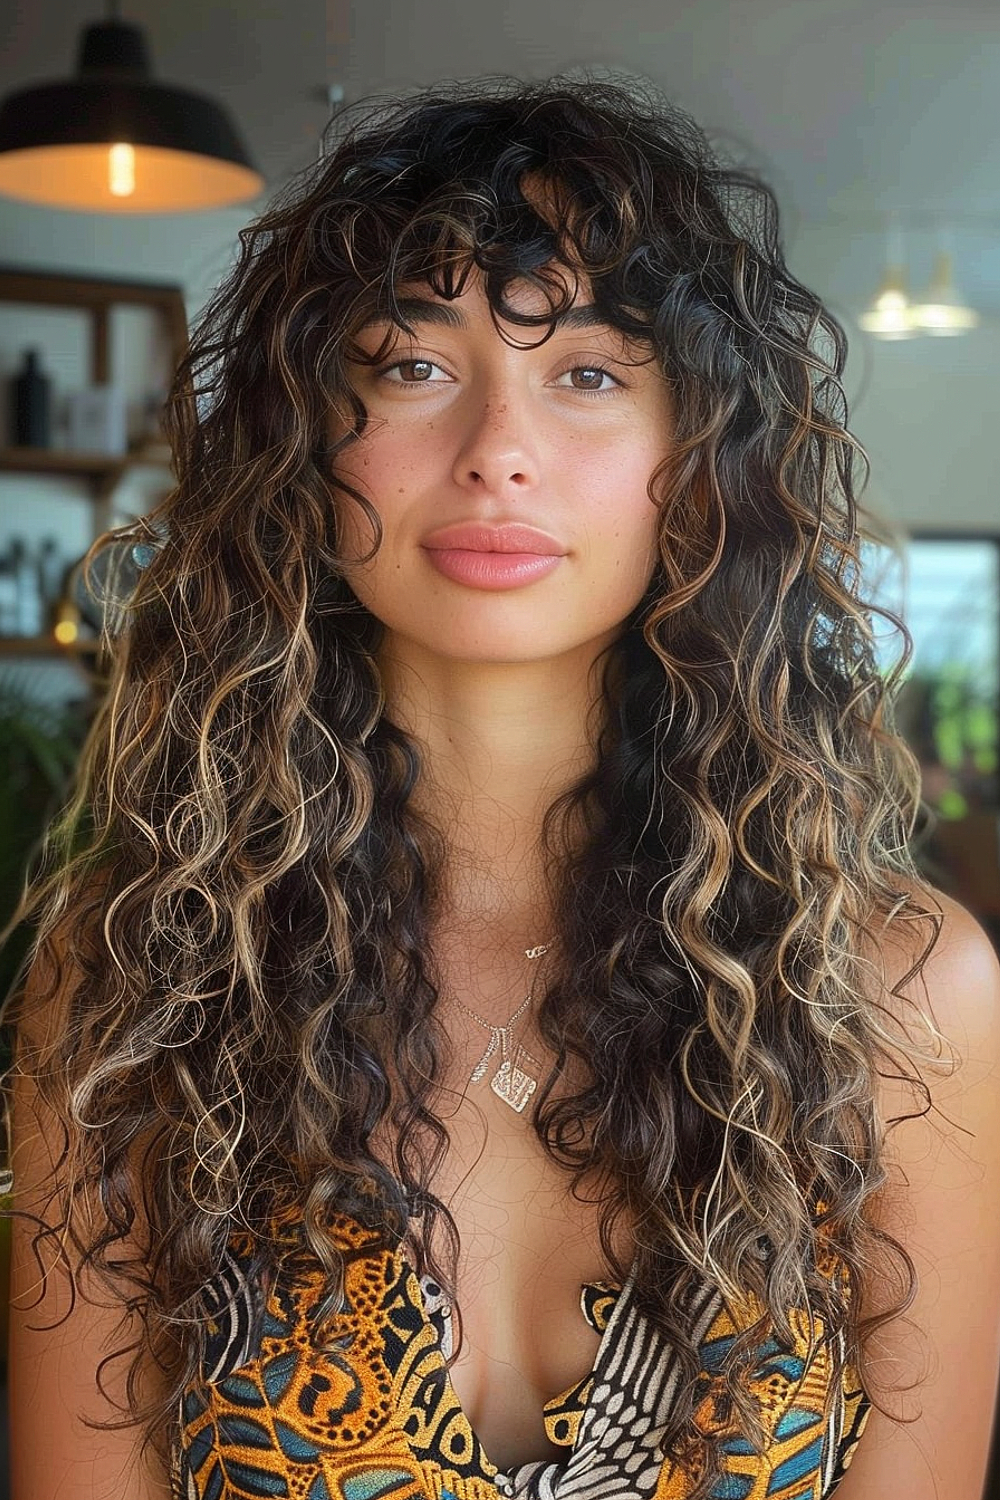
[0,265,187,665]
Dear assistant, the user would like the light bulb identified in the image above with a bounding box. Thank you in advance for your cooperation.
[910,251,979,336]
[858,267,917,339]
[53,597,81,644]
[53,616,79,645]
[108,142,136,197]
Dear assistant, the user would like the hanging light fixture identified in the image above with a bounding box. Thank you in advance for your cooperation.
[909,234,980,336]
[0,2,264,213]
[858,266,917,339]
[859,216,917,339]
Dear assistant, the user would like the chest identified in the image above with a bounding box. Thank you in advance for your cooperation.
[378,948,632,1472]
[416,1088,624,1470]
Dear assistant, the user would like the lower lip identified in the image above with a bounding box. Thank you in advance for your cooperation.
[422,548,564,589]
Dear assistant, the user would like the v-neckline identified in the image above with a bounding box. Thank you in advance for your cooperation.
[402,1247,638,1482]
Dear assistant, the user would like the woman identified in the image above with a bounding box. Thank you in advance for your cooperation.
[5,73,1000,1500]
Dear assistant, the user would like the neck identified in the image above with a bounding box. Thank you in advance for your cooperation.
[376,632,607,927]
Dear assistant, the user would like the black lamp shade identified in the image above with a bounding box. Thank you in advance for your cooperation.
[0,20,264,212]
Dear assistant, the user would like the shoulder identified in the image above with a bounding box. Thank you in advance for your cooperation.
[866,873,998,993]
[920,886,1000,1077]
[926,886,1000,1013]
[832,879,1000,1500]
[889,876,999,998]
[863,876,1000,1234]
[865,877,1000,1121]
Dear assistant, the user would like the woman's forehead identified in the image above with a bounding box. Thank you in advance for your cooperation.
[351,273,656,363]
[391,267,591,318]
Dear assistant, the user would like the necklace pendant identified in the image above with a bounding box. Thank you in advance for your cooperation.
[490,1057,537,1113]
[469,1028,500,1084]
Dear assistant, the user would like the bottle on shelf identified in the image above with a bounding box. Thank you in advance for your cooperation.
[11,347,52,448]
[0,543,18,634]
[66,384,128,456]
[36,536,63,633]
[9,537,44,636]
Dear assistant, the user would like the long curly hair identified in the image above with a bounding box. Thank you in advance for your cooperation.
[1,71,944,1493]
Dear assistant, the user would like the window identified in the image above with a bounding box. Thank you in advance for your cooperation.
[867,534,999,819]
[866,532,1000,931]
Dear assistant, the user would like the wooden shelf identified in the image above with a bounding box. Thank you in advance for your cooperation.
[0,634,99,659]
[0,446,128,482]
[0,444,172,485]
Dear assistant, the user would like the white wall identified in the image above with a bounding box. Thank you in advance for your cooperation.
[787,220,999,535]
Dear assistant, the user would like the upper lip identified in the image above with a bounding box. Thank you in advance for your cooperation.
[421,522,566,555]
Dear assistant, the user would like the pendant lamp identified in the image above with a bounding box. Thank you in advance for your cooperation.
[0,4,264,213]
[859,215,917,340]
[858,265,917,339]
[909,247,980,336]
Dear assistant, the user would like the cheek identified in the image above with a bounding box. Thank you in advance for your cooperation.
[341,421,432,495]
[583,454,661,563]
[331,442,402,560]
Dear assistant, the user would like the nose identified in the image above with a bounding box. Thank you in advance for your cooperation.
[450,381,541,497]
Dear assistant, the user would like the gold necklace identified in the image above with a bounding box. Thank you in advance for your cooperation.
[453,941,550,1113]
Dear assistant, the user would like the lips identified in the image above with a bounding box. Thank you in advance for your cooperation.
[421,522,565,555]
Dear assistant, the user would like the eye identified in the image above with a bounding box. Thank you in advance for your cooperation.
[377,358,449,384]
[556,365,623,396]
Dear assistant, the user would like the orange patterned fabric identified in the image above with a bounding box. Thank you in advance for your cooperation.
[171,1210,869,1500]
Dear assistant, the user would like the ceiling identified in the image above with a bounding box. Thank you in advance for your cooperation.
[342,0,1000,221]
[339,0,1000,319]
[1,0,998,312]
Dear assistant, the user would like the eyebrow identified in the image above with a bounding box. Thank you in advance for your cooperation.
[356,296,615,334]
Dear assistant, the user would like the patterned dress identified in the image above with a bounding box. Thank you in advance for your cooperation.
[172,1209,870,1500]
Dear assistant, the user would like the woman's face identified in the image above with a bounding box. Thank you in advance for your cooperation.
[331,267,672,668]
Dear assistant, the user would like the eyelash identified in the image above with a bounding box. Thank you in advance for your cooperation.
[374,358,625,400]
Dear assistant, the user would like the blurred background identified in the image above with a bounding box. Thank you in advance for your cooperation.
[0,0,997,1493]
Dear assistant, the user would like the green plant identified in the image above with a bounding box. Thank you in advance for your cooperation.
[0,672,93,1042]
[896,667,999,819]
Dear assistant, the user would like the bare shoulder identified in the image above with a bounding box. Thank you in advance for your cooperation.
[872,874,999,1001]
[931,888,1000,1015]
[867,878,1000,1118]
[866,876,1000,1223]
[833,879,1000,1500]
[922,886,1000,1080]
